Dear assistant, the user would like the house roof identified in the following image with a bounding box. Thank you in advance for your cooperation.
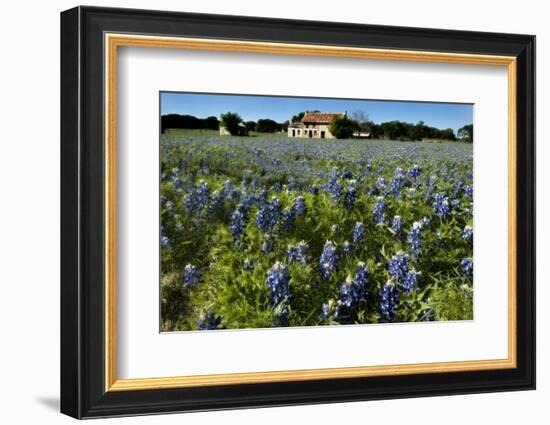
[302,112,345,124]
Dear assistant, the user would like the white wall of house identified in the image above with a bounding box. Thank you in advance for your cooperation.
[288,124,335,139]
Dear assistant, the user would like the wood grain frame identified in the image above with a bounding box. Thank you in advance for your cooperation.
[104,33,517,392]
[61,6,535,419]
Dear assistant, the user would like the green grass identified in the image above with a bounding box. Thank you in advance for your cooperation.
[163,129,220,137]
[163,128,293,138]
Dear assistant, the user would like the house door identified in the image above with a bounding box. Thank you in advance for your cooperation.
[309,130,313,138]
[321,131,325,138]
[292,129,295,137]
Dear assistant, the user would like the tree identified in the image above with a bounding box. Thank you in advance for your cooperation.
[281,120,290,132]
[380,120,410,140]
[220,112,243,135]
[291,111,305,123]
[408,121,426,141]
[439,128,457,141]
[350,110,371,133]
[367,121,383,139]
[244,121,256,133]
[457,124,473,143]
[256,118,279,133]
[291,110,320,123]
[328,116,360,139]
[161,114,202,133]
[203,116,220,130]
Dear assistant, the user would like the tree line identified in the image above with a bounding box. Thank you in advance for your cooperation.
[162,111,473,142]
[330,111,472,142]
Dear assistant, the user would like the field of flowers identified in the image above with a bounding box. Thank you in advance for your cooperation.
[160,135,473,331]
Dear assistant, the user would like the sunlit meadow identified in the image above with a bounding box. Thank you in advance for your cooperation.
[160,135,473,331]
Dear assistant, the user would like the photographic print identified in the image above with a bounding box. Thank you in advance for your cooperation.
[160,92,474,332]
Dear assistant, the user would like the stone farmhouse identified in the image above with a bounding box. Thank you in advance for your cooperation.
[287,112,345,139]
[219,122,249,136]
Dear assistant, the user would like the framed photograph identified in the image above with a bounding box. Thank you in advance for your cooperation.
[60,6,535,419]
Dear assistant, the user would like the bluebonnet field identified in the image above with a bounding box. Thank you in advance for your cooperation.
[160,135,473,331]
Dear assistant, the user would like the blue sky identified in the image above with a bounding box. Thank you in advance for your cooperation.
[161,92,472,132]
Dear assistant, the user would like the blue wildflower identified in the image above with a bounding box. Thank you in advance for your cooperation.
[380,280,400,322]
[409,164,421,180]
[208,190,224,216]
[256,197,282,233]
[319,302,331,321]
[403,270,421,294]
[183,180,210,217]
[463,184,473,199]
[391,215,402,234]
[197,310,222,330]
[337,262,369,321]
[460,257,474,278]
[373,196,386,224]
[266,262,290,305]
[281,207,296,232]
[160,226,171,249]
[325,176,343,203]
[352,222,365,245]
[266,262,291,325]
[287,241,309,263]
[388,252,409,282]
[294,196,307,216]
[243,258,254,271]
[394,167,406,179]
[230,206,246,245]
[344,179,357,208]
[433,193,451,219]
[320,241,339,280]
[342,169,353,179]
[183,264,201,287]
[161,236,171,249]
[461,225,473,240]
[407,221,422,255]
[420,217,430,228]
[342,241,352,254]
[223,179,239,201]
[308,185,319,195]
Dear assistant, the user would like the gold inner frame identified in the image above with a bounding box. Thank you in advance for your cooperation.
[104,33,517,392]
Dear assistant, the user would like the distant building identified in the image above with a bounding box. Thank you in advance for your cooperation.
[220,122,249,136]
[353,131,371,138]
[287,112,345,139]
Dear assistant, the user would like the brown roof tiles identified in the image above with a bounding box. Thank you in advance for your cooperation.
[301,112,345,124]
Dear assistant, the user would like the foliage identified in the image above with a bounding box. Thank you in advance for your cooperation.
[256,118,279,133]
[350,110,372,133]
[291,110,320,123]
[458,124,474,143]
[244,121,257,132]
[368,120,458,141]
[161,114,219,133]
[220,112,243,135]
[160,135,474,331]
[328,116,361,139]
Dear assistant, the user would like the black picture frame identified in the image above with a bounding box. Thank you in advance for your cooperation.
[61,5,535,419]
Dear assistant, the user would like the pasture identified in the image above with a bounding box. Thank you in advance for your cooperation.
[160,135,474,331]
